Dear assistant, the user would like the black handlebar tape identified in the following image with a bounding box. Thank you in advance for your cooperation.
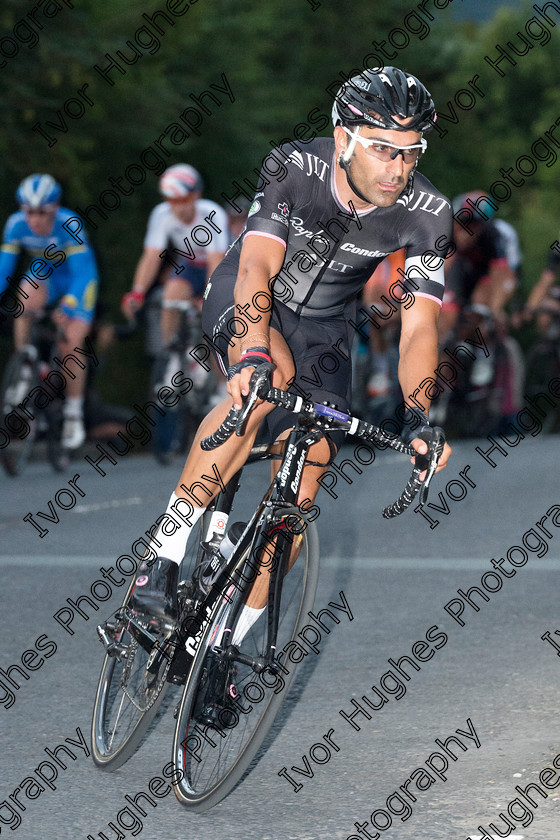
[355,420,416,456]
[266,387,299,411]
[382,467,423,519]
[200,407,240,451]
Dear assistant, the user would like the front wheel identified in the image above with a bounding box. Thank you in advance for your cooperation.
[90,579,173,770]
[91,515,209,769]
[171,506,319,811]
[0,351,39,477]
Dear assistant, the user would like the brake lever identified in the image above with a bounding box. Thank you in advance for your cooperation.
[235,362,275,436]
[414,426,445,506]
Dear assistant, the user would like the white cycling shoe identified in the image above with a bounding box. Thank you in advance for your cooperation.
[62,415,86,449]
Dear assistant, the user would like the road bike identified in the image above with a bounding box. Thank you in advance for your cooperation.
[150,298,217,464]
[431,304,524,436]
[524,304,560,433]
[91,364,444,810]
[0,310,69,476]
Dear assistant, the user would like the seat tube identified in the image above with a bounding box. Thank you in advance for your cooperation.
[200,467,243,545]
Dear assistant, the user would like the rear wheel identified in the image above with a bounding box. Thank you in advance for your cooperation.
[171,506,319,811]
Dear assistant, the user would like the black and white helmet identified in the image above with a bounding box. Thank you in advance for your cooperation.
[332,66,437,133]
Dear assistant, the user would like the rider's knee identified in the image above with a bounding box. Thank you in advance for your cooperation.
[164,278,193,300]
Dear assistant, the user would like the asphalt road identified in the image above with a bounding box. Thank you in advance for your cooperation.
[1,435,560,840]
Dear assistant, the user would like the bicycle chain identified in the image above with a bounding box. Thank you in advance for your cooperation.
[121,637,173,713]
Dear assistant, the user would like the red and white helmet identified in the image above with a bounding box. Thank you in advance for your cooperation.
[159,164,203,198]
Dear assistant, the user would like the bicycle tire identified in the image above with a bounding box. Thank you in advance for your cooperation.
[524,341,560,433]
[171,506,319,811]
[0,351,39,477]
[91,515,211,769]
[90,577,173,770]
[150,349,181,464]
[45,399,70,473]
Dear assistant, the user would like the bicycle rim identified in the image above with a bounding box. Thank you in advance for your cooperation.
[525,344,559,432]
[0,352,39,477]
[91,517,209,769]
[171,507,319,811]
[90,579,173,770]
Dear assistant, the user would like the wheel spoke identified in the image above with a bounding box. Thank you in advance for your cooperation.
[171,508,319,810]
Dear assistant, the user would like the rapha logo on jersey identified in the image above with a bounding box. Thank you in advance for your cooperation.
[400,190,449,217]
[278,202,289,217]
[290,217,314,238]
[340,243,390,258]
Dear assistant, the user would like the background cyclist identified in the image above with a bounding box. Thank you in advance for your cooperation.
[522,232,560,333]
[130,66,452,626]
[121,163,229,385]
[440,190,518,342]
[0,173,99,449]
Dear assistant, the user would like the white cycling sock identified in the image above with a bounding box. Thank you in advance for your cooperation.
[64,396,84,418]
[231,605,266,646]
[151,492,205,566]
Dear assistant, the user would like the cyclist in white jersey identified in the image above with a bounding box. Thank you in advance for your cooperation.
[122,164,228,348]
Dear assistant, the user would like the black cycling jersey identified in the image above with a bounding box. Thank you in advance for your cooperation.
[445,220,509,307]
[215,137,452,317]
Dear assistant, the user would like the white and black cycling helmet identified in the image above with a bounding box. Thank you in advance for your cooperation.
[16,173,62,208]
[331,66,437,133]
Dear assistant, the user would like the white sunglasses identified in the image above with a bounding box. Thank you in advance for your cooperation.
[342,127,427,162]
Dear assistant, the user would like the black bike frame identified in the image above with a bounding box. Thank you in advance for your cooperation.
[177,420,325,677]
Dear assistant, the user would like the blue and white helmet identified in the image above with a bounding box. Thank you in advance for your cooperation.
[16,174,62,208]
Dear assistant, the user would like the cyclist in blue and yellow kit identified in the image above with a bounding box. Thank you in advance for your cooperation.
[0,174,99,448]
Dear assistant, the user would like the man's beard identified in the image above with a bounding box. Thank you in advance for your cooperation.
[344,158,408,207]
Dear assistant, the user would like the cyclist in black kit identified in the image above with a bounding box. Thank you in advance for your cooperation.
[132,66,453,623]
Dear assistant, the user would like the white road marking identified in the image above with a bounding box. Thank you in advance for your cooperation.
[72,497,143,514]
[320,556,560,570]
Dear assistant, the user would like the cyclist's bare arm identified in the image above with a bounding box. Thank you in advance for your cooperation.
[399,296,452,474]
[121,248,162,317]
[472,262,516,316]
[526,267,557,314]
[228,234,286,409]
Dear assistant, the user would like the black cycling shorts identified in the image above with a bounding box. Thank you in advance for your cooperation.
[202,268,355,451]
